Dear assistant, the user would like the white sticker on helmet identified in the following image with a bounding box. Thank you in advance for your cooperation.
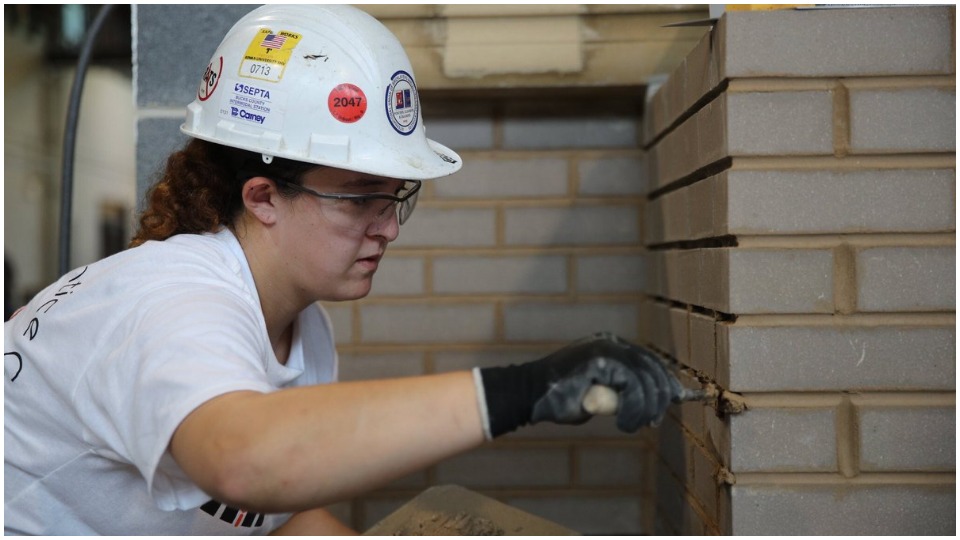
[385,70,419,136]
[218,79,288,132]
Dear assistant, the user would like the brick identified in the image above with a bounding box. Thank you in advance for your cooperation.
[850,87,956,153]
[686,176,720,240]
[435,447,569,487]
[727,249,834,314]
[422,104,496,149]
[644,197,665,244]
[504,206,640,246]
[320,302,353,343]
[727,91,834,156]
[393,208,497,248]
[651,95,725,190]
[857,405,956,471]
[721,324,956,391]
[688,311,717,377]
[659,188,689,243]
[575,254,645,294]
[134,5,256,107]
[433,157,568,198]
[337,352,425,381]
[857,247,955,312]
[729,407,838,472]
[648,248,835,314]
[577,446,646,486]
[433,255,567,295]
[655,465,686,532]
[659,414,690,480]
[502,113,638,150]
[725,169,956,234]
[722,7,955,77]
[506,495,642,535]
[730,484,956,535]
[360,304,496,343]
[577,156,648,196]
[503,302,638,342]
[691,446,720,526]
[368,257,425,296]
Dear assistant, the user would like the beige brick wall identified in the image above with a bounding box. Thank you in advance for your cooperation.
[325,92,655,534]
[642,6,955,535]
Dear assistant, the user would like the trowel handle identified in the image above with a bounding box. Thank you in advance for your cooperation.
[582,385,619,415]
[583,384,712,415]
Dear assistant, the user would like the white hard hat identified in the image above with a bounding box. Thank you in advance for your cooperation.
[181,4,461,181]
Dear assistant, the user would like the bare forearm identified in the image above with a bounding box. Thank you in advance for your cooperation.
[171,371,484,512]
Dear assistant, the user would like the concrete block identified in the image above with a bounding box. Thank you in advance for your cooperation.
[858,405,956,471]
[433,157,568,199]
[135,118,188,211]
[730,483,956,535]
[659,412,690,480]
[722,7,955,77]
[721,324,956,392]
[849,87,956,153]
[368,257,425,297]
[503,112,638,150]
[729,407,838,472]
[507,495,642,535]
[857,247,955,311]
[644,197,665,245]
[337,352,425,381]
[577,156,648,196]
[659,188,689,243]
[687,176,720,240]
[503,302,638,342]
[360,304,496,343]
[577,447,646,486]
[575,254,645,294]
[134,4,257,107]
[504,206,640,246]
[393,208,497,248]
[727,91,834,156]
[655,464,686,532]
[726,169,956,234]
[435,447,569,487]
[727,249,834,314]
[704,407,732,470]
[433,255,567,295]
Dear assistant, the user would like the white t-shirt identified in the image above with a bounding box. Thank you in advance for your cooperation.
[4,229,338,535]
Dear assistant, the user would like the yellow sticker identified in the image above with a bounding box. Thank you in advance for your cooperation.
[239,29,302,83]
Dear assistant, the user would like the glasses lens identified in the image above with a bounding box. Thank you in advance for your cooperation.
[315,180,419,232]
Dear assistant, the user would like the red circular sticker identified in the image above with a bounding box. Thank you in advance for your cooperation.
[328,83,367,123]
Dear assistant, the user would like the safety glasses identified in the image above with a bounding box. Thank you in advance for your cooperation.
[273,177,421,233]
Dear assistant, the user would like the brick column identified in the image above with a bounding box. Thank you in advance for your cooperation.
[641,6,955,535]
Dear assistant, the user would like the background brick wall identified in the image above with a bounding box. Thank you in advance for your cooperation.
[327,92,654,534]
[641,6,955,535]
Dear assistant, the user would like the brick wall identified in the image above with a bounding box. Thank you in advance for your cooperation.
[641,6,955,535]
[328,92,654,534]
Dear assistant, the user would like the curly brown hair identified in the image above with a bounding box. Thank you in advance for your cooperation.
[130,138,316,247]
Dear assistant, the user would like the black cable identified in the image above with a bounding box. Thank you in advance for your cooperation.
[58,4,115,276]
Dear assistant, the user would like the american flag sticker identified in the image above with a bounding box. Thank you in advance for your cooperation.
[260,33,286,50]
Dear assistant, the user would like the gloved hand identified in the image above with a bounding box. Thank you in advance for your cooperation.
[476,332,683,438]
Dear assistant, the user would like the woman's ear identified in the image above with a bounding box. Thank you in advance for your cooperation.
[241,177,280,225]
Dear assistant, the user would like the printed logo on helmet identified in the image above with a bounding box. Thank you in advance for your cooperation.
[384,71,418,136]
[328,84,367,123]
[198,56,222,102]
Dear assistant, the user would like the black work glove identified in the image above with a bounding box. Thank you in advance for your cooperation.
[477,332,682,438]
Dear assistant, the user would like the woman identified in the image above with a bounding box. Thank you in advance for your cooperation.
[4,5,681,535]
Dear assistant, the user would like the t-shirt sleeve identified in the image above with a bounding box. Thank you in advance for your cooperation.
[73,284,276,511]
